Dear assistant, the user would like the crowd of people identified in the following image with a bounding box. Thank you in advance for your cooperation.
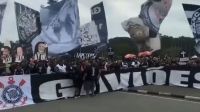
[122,56,200,69]
[1,42,200,96]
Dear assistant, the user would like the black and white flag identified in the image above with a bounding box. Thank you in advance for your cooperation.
[139,0,172,36]
[183,4,200,53]
[0,0,7,35]
[79,21,100,47]
[31,0,80,55]
[91,2,108,44]
[15,2,40,44]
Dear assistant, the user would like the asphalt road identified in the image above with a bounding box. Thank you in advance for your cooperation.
[4,92,200,112]
[131,85,200,97]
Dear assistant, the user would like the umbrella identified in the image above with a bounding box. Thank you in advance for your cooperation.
[124,54,136,59]
[138,51,152,57]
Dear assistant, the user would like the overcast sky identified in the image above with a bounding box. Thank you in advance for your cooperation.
[1,0,200,42]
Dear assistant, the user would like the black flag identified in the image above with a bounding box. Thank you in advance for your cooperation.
[15,2,41,44]
[183,4,200,53]
[91,2,108,44]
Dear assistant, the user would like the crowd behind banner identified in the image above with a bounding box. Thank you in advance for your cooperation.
[1,0,200,110]
[1,60,200,110]
[1,42,200,95]
[1,41,200,76]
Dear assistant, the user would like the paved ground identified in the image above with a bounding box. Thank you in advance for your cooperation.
[4,91,200,112]
[131,85,200,98]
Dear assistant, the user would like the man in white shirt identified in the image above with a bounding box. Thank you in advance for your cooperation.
[55,60,66,73]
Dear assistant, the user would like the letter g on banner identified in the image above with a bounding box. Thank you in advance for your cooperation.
[31,74,74,103]
[39,79,75,101]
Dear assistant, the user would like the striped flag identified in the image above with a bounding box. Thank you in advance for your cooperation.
[183,4,200,53]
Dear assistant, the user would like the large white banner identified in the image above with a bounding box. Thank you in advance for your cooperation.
[0,75,34,110]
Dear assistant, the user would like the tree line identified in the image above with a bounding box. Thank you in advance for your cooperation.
[109,35,197,58]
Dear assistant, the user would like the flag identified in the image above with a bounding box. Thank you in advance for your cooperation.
[182,4,200,53]
[122,0,172,52]
[0,0,7,35]
[31,0,80,55]
[0,75,34,110]
[15,2,40,44]
[69,2,107,59]
[79,21,100,47]
[73,21,100,59]
[139,0,172,37]
[91,2,108,44]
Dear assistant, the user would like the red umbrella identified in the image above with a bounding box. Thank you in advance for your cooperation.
[138,51,152,57]
[124,54,136,59]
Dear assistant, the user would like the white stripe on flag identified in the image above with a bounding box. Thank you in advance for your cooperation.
[184,11,195,18]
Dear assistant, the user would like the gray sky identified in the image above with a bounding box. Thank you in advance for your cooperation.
[1,0,200,43]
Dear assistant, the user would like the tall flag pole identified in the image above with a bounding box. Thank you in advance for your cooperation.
[183,4,200,53]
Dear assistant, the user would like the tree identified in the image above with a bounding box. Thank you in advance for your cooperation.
[109,37,138,58]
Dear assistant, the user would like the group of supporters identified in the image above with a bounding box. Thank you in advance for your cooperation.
[0,55,122,96]
[1,41,200,96]
[122,56,200,69]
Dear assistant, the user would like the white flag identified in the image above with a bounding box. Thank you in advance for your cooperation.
[0,75,34,110]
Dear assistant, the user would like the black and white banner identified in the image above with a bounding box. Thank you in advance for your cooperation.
[2,66,200,110]
[75,21,101,60]
[183,4,200,53]
[0,0,7,35]
[31,74,74,103]
[74,52,96,60]
[15,2,40,44]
